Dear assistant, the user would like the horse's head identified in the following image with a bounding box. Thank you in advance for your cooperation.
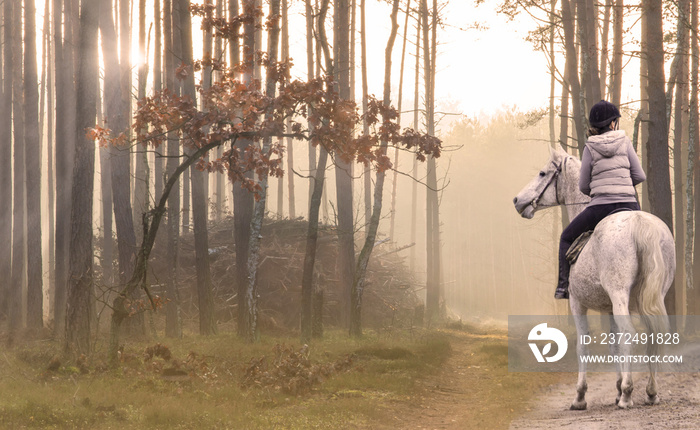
[513,147,567,219]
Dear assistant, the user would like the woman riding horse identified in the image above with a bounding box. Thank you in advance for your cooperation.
[555,100,646,299]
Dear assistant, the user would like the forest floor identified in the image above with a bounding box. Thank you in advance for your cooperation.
[1,323,697,429]
[391,325,700,430]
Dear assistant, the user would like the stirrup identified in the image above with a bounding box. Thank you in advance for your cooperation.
[554,287,569,300]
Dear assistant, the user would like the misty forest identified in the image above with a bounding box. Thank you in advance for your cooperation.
[0,0,697,428]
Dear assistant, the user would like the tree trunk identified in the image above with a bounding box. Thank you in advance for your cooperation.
[389,0,411,242]
[235,0,257,337]
[599,0,611,99]
[360,0,371,237]
[301,147,329,343]
[577,0,601,108]
[25,0,44,330]
[301,0,332,343]
[690,0,700,317]
[212,0,224,220]
[305,0,317,212]
[410,9,421,272]
[99,126,114,288]
[54,0,77,337]
[350,0,400,337]
[422,0,441,324]
[610,0,623,106]
[561,0,586,155]
[10,0,25,335]
[643,0,674,317]
[5,2,25,332]
[66,0,99,355]
[134,0,150,244]
[388,1,411,242]
[243,0,281,342]
[334,0,355,330]
[0,1,12,322]
[181,0,217,336]
[164,0,183,339]
[229,0,240,72]
[109,136,223,363]
[548,0,556,147]
[154,0,164,201]
[559,66,570,150]
[100,0,141,337]
[674,0,690,315]
[640,4,649,210]
[282,0,295,219]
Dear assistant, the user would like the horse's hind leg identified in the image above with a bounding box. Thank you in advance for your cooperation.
[570,299,589,411]
[645,369,659,405]
[644,316,663,405]
[608,314,623,405]
[612,304,635,409]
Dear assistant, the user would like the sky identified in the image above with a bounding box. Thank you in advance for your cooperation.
[31,1,552,123]
[282,0,553,122]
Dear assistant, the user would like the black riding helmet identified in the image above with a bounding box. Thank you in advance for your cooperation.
[589,100,621,128]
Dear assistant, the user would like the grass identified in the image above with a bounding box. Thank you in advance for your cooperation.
[0,328,452,429]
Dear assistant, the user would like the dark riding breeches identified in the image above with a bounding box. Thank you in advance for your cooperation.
[557,201,641,290]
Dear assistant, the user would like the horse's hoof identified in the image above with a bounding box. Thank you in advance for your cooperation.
[645,395,660,406]
[617,399,633,409]
[570,400,587,410]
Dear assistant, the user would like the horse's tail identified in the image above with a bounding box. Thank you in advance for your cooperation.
[632,213,672,335]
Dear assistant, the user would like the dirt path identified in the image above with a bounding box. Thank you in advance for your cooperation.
[510,372,700,429]
[388,329,700,430]
[387,329,563,430]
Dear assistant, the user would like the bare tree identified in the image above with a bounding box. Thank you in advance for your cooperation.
[154,0,164,202]
[422,0,442,323]
[1,0,13,325]
[134,0,151,241]
[610,0,624,106]
[410,6,421,272]
[10,0,25,335]
[164,0,183,338]
[561,0,585,154]
[66,0,99,355]
[181,0,216,335]
[54,0,78,336]
[234,0,256,337]
[350,0,400,337]
[334,0,355,330]
[301,0,331,343]
[690,0,700,316]
[673,0,690,315]
[389,0,412,242]
[643,0,674,316]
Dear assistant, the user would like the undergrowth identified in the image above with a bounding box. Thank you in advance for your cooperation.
[0,328,451,429]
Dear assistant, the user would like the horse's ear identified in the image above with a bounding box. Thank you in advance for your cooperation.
[548,144,564,162]
[551,144,568,162]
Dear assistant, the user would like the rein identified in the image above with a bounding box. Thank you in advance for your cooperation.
[531,160,562,209]
[531,156,590,209]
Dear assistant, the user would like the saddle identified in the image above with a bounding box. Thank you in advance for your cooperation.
[566,230,593,264]
[565,207,634,264]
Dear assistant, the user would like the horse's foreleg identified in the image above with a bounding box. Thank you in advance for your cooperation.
[613,308,635,409]
[570,300,589,411]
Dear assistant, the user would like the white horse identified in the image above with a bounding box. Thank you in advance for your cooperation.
[513,148,675,410]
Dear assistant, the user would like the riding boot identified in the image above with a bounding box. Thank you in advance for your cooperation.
[555,255,570,300]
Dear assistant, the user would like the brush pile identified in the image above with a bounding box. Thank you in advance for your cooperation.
[241,344,354,395]
[148,216,422,332]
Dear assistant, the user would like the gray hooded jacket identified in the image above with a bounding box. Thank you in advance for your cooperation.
[579,130,646,206]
